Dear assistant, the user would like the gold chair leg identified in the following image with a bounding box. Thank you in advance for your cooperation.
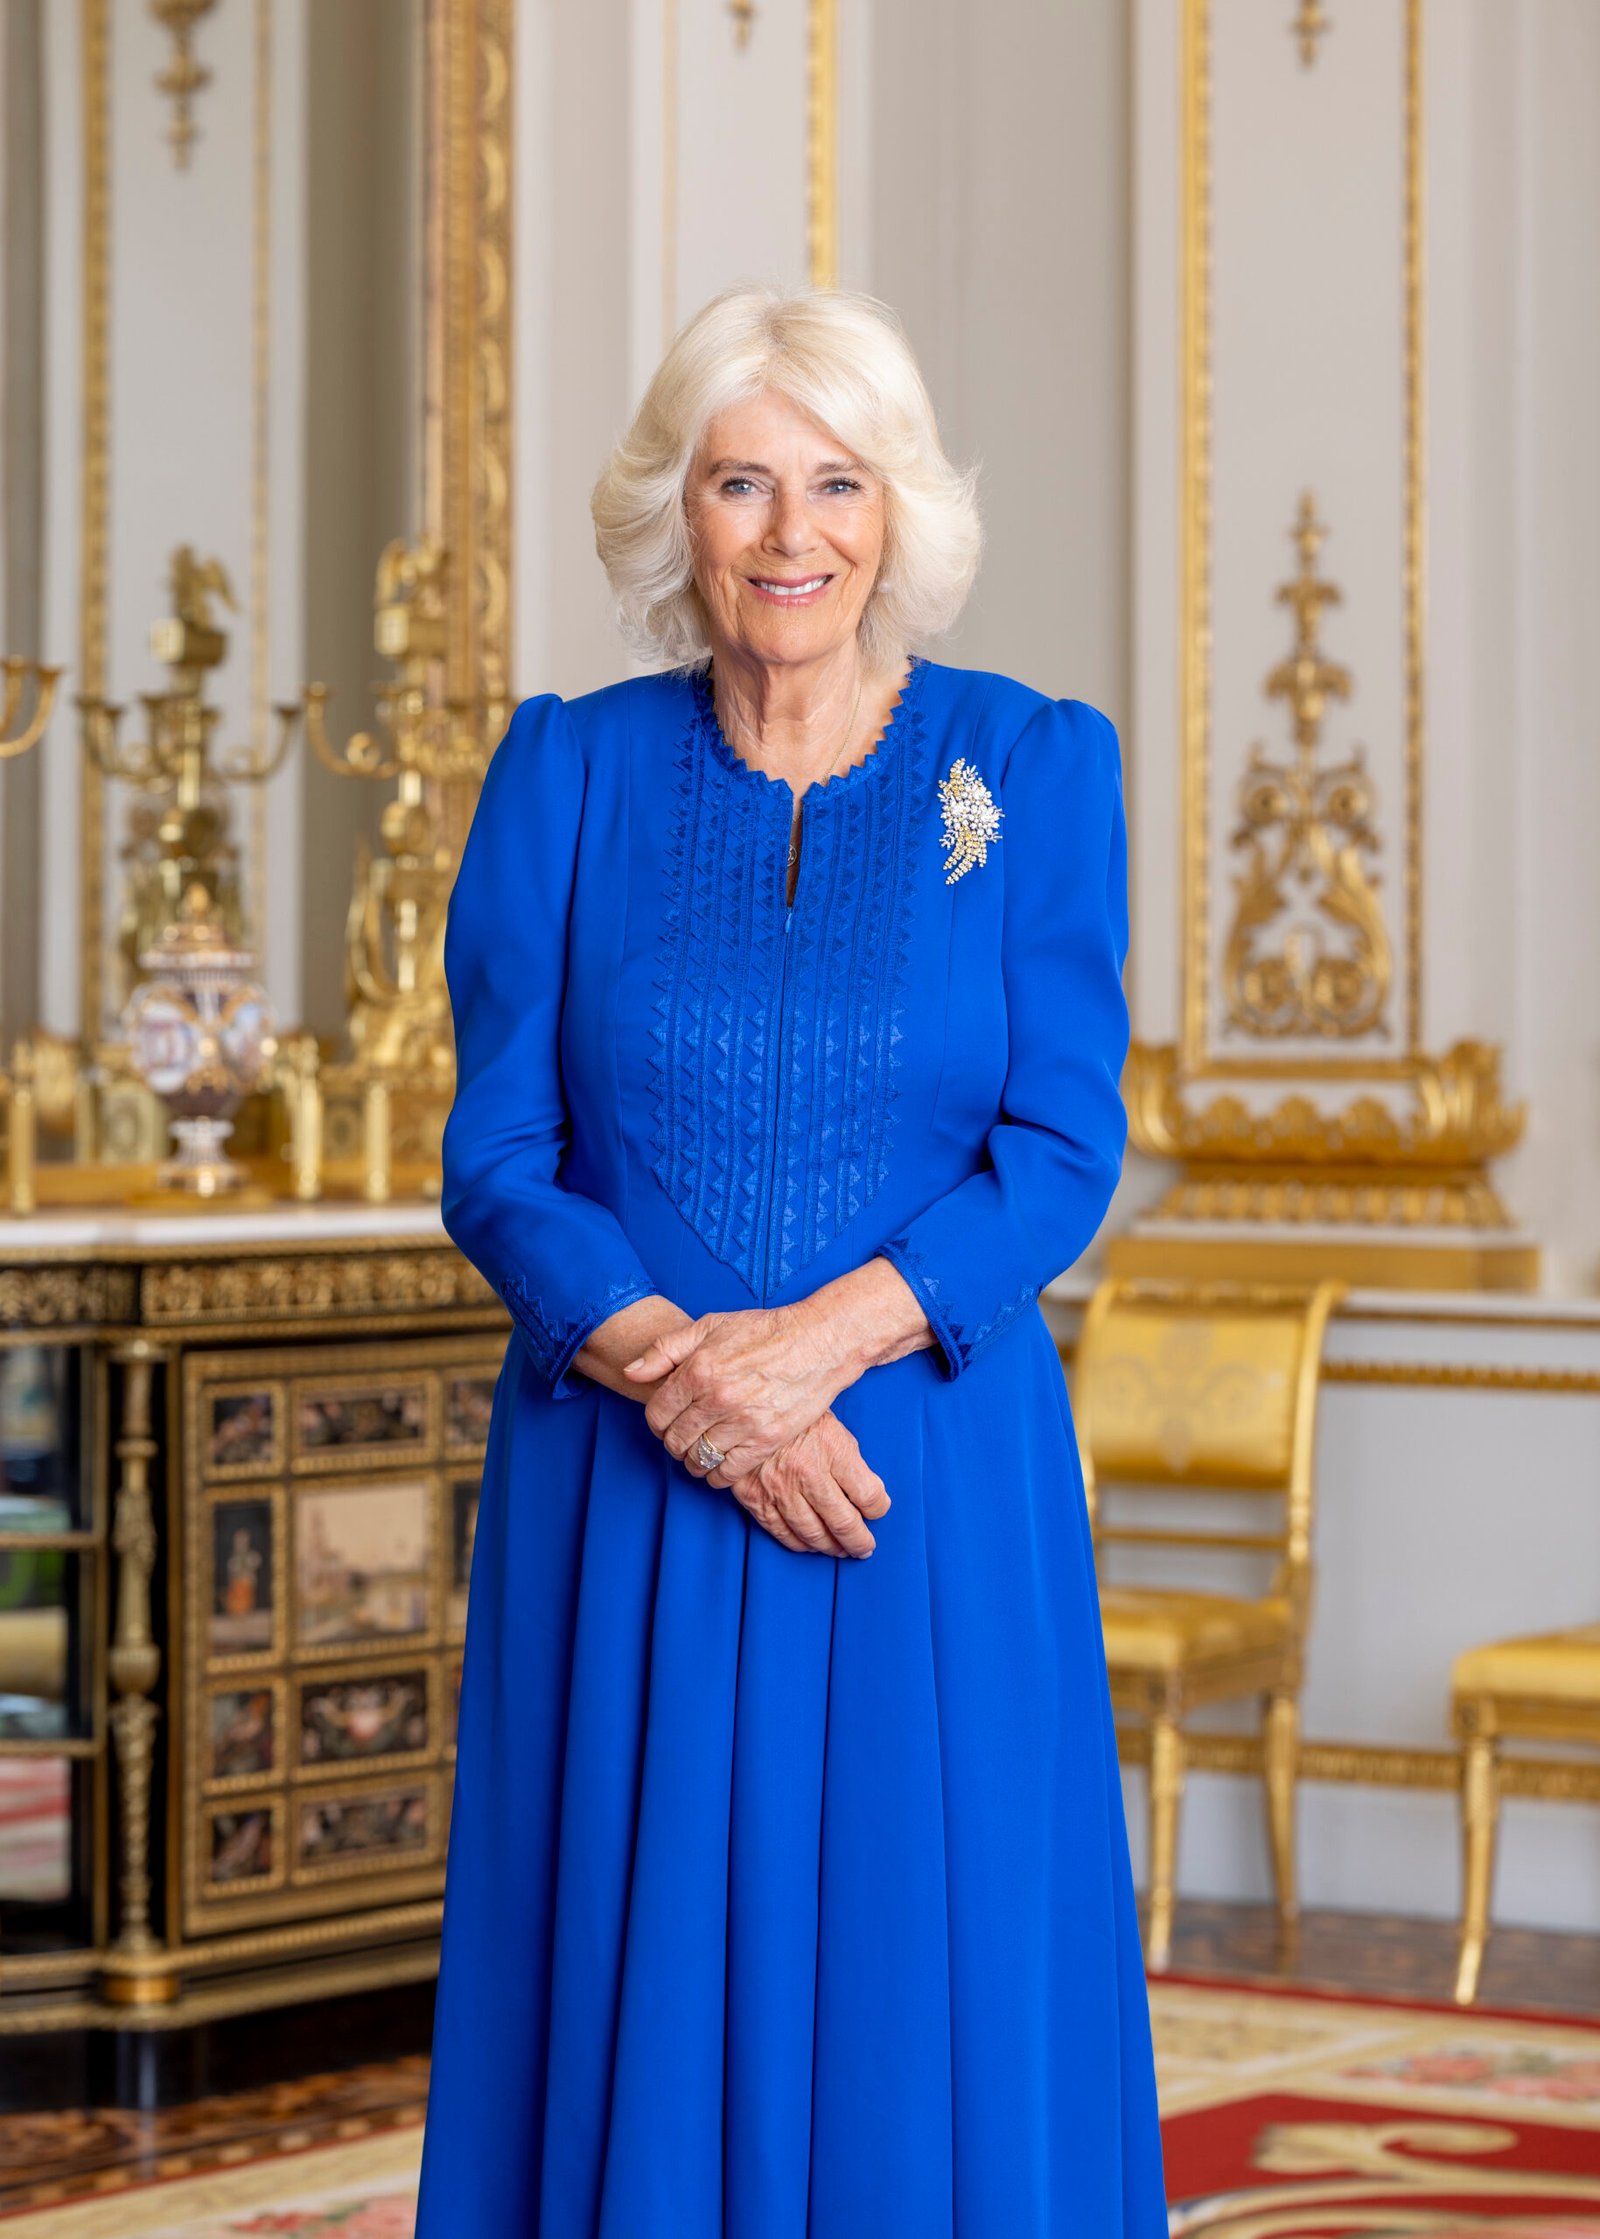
[1146,1715,1185,1974]
[1263,1689,1301,1933]
[1455,1727,1500,2005]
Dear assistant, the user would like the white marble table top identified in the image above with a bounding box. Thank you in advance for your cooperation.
[0,1197,449,1254]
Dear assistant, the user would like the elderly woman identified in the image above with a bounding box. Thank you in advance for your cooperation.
[415,285,1164,2235]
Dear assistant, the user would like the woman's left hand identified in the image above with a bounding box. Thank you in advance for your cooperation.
[621,1304,857,1486]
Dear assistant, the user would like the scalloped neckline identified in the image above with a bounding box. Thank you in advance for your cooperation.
[691,655,925,804]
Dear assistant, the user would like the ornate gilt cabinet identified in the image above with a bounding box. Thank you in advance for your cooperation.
[0,1208,508,2049]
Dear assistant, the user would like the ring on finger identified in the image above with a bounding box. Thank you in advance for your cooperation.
[692,1431,725,1472]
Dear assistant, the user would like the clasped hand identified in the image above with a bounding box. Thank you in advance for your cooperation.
[622,1306,890,1559]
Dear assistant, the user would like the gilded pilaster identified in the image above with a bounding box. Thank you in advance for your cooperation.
[103,1339,178,2003]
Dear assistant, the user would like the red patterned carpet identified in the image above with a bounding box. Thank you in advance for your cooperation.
[1157,1978,1600,2235]
[1,1978,1598,2231]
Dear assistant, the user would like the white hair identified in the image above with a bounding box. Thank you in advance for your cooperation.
[591,284,982,671]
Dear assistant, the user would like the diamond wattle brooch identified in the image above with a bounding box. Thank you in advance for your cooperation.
[937,758,1003,884]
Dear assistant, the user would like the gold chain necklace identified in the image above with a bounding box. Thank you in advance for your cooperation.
[713,668,867,868]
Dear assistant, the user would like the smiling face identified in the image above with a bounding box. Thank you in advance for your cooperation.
[684,389,887,674]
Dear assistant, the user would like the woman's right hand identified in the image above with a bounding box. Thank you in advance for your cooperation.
[725,1410,890,1559]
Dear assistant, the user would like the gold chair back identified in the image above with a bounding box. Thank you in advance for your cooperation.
[1073,1278,1343,1618]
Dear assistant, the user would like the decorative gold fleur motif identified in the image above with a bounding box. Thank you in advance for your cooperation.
[1293,1,1332,68]
[1223,494,1392,1040]
[937,759,1002,885]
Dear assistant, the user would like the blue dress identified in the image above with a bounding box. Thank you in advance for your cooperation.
[414,656,1166,2236]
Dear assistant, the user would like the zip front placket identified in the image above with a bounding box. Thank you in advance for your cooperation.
[756,796,803,1302]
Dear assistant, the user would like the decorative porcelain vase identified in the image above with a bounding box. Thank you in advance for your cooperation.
[122,882,277,1196]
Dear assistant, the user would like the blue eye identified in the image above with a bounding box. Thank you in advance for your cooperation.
[720,477,757,495]
[823,478,862,495]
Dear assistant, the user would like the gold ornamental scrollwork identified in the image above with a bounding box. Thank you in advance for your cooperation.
[1124,1039,1527,1233]
[0,656,62,757]
[1294,1,1331,68]
[1127,1039,1524,1177]
[149,0,219,170]
[1223,496,1392,1043]
[106,1343,168,1971]
[1138,6,1535,1286]
[138,1248,496,1326]
[0,1266,138,1329]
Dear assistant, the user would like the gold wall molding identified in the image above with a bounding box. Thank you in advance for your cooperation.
[1402,0,1425,1052]
[1224,495,1391,1043]
[425,0,514,734]
[806,0,838,287]
[1178,0,1212,1071]
[1139,1,1532,1285]
[79,0,111,1043]
[1119,1729,1600,1806]
[249,0,272,961]
[1323,1358,1600,1397]
[1181,0,1424,1073]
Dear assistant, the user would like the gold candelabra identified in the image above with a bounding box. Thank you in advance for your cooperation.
[77,546,299,1020]
[71,546,297,1197]
[0,657,63,759]
[0,658,63,1210]
[291,537,509,1202]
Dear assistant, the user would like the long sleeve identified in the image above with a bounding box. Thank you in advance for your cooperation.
[874,694,1130,1380]
[440,693,661,1398]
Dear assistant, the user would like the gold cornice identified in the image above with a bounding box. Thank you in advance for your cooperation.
[1126,1038,1526,1173]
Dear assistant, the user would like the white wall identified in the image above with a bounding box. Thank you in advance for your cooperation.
[869,0,1132,718]
[514,0,1133,729]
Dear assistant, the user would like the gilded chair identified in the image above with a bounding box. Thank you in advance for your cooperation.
[1451,1625,1600,2004]
[1070,1277,1344,1971]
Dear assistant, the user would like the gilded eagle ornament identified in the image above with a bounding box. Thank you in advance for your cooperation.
[937,758,1002,884]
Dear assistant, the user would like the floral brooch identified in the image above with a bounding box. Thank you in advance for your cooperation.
[937,758,1003,884]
